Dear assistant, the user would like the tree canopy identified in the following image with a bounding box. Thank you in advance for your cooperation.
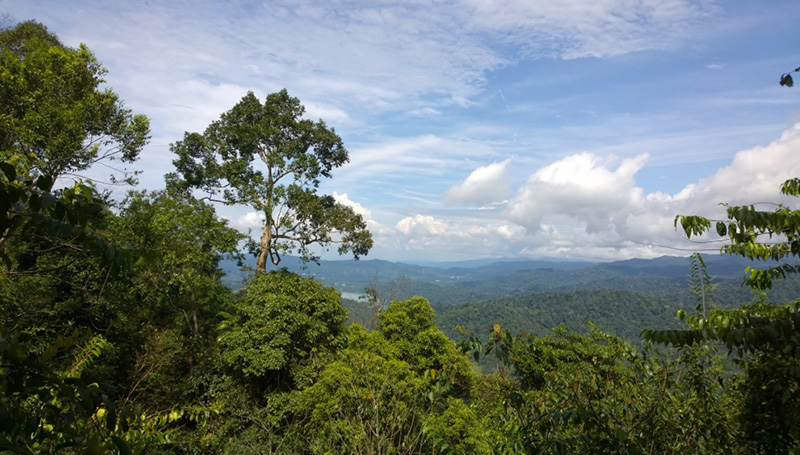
[168,89,372,273]
[4,16,800,455]
[643,178,800,450]
[0,21,150,188]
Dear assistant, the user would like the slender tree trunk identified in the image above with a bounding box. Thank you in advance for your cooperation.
[256,221,272,274]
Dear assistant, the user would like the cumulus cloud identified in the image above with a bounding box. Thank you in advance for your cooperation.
[444,159,511,206]
[303,102,351,124]
[507,153,648,232]
[501,124,800,258]
[218,124,800,262]
[333,192,392,236]
[333,192,371,218]
[674,124,800,207]
[230,212,265,230]
[380,123,800,261]
[394,214,526,257]
[396,215,449,236]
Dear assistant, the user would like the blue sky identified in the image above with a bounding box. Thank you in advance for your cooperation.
[5,0,800,262]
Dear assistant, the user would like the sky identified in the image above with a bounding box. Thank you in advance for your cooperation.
[4,0,800,263]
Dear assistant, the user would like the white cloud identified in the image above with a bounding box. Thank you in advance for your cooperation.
[230,212,265,230]
[339,135,501,187]
[500,124,800,259]
[393,214,527,257]
[670,123,800,209]
[396,215,449,236]
[408,107,441,117]
[444,159,511,206]
[7,0,799,263]
[303,102,351,124]
[507,153,648,232]
[333,192,371,218]
[333,192,392,237]
[226,123,800,262]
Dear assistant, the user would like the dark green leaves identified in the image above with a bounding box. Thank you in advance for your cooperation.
[169,89,371,272]
[674,179,800,291]
[0,162,16,181]
[217,270,347,384]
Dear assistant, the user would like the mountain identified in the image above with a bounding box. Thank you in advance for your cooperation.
[222,254,800,343]
[221,254,786,299]
[220,255,600,291]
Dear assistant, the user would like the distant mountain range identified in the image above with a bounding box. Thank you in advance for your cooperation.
[220,254,800,342]
[221,253,781,300]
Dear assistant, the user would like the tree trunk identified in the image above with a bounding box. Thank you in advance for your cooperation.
[256,221,272,274]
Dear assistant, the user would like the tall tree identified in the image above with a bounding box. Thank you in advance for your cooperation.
[169,89,372,273]
[116,190,243,338]
[0,21,150,188]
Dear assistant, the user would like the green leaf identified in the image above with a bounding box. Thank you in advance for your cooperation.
[79,183,94,200]
[35,175,53,192]
[111,436,130,455]
[780,73,794,87]
[0,162,16,181]
[42,342,58,361]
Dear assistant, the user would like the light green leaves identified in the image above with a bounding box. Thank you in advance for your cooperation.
[217,270,347,384]
[0,21,150,187]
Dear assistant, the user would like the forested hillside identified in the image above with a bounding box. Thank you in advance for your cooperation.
[258,254,800,343]
[3,20,800,455]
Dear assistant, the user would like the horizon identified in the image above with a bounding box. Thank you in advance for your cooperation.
[5,0,800,263]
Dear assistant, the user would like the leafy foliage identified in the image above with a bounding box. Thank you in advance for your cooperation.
[646,178,800,452]
[377,297,476,397]
[0,159,133,273]
[298,349,429,454]
[689,252,716,317]
[460,324,742,454]
[217,269,348,389]
[0,333,176,455]
[168,89,371,272]
[0,21,150,187]
[6,18,800,454]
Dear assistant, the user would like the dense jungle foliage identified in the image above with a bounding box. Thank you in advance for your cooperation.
[2,20,800,454]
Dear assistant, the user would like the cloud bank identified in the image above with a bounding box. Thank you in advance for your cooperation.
[381,123,800,261]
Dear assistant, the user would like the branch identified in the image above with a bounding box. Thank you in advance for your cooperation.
[197,195,249,205]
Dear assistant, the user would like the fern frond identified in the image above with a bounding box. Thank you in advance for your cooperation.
[64,334,107,378]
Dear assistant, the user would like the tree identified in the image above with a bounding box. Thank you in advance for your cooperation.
[217,270,348,391]
[644,178,800,452]
[116,190,243,340]
[297,348,430,454]
[0,21,150,188]
[377,297,476,397]
[169,89,372,273]
[0,331,175,455]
